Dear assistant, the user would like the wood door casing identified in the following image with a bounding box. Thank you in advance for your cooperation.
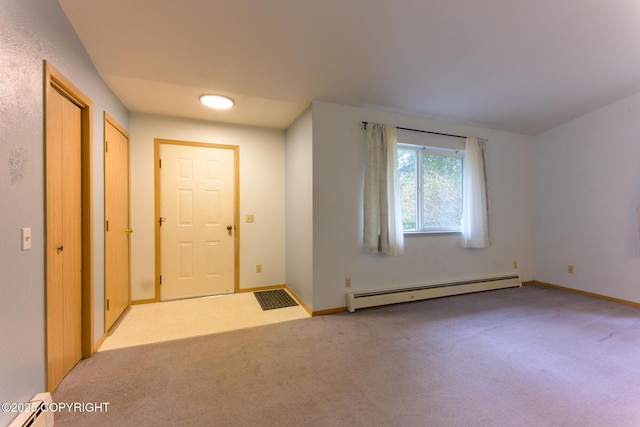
[104,114,131,331]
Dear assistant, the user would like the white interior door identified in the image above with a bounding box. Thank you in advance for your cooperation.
[160,143,235,300]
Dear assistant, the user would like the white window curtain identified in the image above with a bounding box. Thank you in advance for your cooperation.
[363,123,404,255]
[461,137,490,248]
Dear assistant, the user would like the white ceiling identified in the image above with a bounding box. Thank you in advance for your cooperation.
[59,0,640,135]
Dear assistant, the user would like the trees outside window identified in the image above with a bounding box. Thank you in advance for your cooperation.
[398,144,463,233]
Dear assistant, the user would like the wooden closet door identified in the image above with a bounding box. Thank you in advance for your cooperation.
[104,116,131,331]
[46,87,82,391]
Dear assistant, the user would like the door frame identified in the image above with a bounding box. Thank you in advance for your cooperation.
[154,139,240,301]
[104,112,131,330]
[44,61,95,388]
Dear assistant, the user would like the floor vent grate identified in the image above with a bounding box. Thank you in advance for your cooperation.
[253,289,299,311]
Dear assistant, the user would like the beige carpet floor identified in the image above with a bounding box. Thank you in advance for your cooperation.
[101,291,310,351]
[54,285,640,426]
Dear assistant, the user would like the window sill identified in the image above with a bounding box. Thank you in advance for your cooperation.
[404,231,461,237]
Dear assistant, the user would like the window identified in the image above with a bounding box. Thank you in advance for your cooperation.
[398,144,463,233]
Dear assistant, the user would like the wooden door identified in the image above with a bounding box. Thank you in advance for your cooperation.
[158,142,236,300]
[104,114,131,331]
[46,86,83,391]
[45,61,95,393]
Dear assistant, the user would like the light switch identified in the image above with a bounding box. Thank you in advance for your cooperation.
[22,228,32,251]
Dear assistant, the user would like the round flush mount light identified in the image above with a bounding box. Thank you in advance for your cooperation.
[199,94,235,109]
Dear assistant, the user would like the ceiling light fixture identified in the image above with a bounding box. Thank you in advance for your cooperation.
[199,94,235,109]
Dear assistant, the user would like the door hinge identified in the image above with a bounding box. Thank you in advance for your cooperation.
[159,159,162,168]
[106,220,109,232]
[159,275,162,285]
[105,140,108,153]
[106,299,110,310]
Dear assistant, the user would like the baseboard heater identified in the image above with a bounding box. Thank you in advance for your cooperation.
[346,273,521,312]
[8,393,54,427]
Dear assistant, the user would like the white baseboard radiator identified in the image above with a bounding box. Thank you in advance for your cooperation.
[8,393,54,427]
[346,273,521,312]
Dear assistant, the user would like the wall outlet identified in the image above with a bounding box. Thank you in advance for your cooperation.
[246,214,255,223]
[568,265,575,274]
[256,264,262,273]
[513,260,518,269]
[345,277,351,288]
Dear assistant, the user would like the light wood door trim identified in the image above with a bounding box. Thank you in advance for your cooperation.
[44,61,94,391]
[154,139,240,301]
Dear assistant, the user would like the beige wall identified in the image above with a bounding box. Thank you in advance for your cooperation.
[0,0,128,423]
[534,91,640,304]
[129,114,287,301]
[284,107,314,307]
[309,101,535,311]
